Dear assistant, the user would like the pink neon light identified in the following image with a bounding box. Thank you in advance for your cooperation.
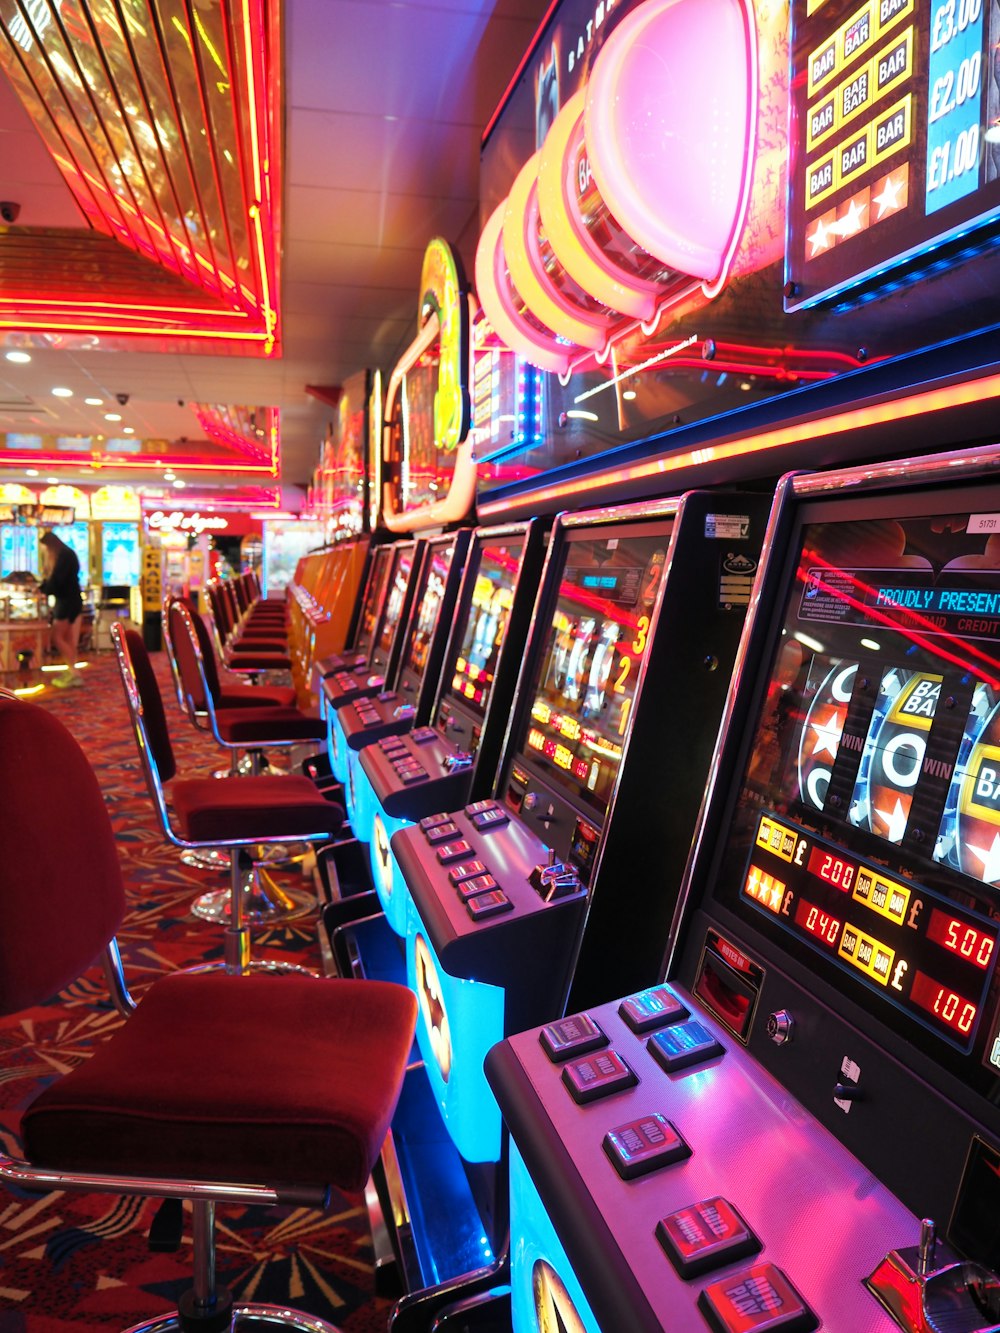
[474,202,576,376]
[585,0,754,281]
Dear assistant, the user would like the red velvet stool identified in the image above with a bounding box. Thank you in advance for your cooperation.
[0,688,416,1333]
[206,582,291,677]
[113,624,342,967]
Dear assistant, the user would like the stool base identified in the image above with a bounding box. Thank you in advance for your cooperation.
[192,870,316,926]
[125,1303,340,1333]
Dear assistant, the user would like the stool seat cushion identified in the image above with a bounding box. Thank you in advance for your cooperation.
[22,972,417,1191]
[219,683,298,709]
[216,707,326,745]
[171,774,343,842]
[226,651,291,670]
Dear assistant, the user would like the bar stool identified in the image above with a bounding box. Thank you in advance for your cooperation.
[0,688,417,1333]
[113,624,340,966]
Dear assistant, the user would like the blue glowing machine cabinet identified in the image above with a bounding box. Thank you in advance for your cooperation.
[322,539,421,785]
[361,521,547,934]
[392,491,769,1169]
[337,529,473,837]
[312,540,396,687]
[488,444,1000,1332]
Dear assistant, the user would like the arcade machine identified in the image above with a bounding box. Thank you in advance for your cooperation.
[335,527,473,843]
[322,539,421,788]
[487,443,1000,1333]
[350,520,547,938]
[312,541,395,686]
[378,489,768,1325]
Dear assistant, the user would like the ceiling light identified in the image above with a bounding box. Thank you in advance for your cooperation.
[104,412,122,422]
[46,476,58,483]
[123,426,135,434]
[173,478,186,488]
[5,350,31,364]
[84,397,103,406]
[25,468,38,477]
[163,470,176,481]
[52,386,73,398]
[622,389,637,400]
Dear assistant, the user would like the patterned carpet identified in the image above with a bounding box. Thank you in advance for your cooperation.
[0,651,394,1332]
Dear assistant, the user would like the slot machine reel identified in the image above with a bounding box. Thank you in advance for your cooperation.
[867,1218,1000,1333]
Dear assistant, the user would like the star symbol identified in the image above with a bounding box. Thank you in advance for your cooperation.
[811,708,844,758]
[808,216,833,257]
[836,197,868,238]
[873,173,904,219]
[966,831,1000,884]
[874,796,909,842]
[746,865,762,899]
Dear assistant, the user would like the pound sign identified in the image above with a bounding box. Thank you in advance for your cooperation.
[907,898,924,930]
[891,960,908,992]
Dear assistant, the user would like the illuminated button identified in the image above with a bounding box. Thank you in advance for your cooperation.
[466,799,498,815]
[436,840,473,864]
[379,738,407,753]
[603,1114,690,1180]
[420,813,453,831]
[398,768,427,785]
[648,1021,723,1073]
[393,704,416,720]
[619,987,690,1034]
[471,807,510,831]
[456,873,498,901]
[561,1049,637,1104]
[539,1012,607,1062]
[656,1197,760,1278]
[411,727,438,744]
[448,859,488,884]
[424,822,459,845]
[377,690,397,703]
[466,889,514,920]
[697,1262,816,1332]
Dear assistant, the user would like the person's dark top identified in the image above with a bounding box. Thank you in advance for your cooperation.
[40,545,83,622]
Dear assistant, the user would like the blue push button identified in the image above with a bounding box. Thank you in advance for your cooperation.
[539,1013,607,1062]
[471,806,509,831]
[619,986,690,1033]
[603,1114,690,1180]
[561,1049,636,1104]
[648,1021,723,1073]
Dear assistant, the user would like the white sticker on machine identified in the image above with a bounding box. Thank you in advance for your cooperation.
[969,514,1000,534]
[719,551,758,608]
[705,513,750,540]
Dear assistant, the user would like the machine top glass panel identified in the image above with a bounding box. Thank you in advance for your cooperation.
[440,534,525,726]
[512,520,673,820]
[712,493,1000,1101]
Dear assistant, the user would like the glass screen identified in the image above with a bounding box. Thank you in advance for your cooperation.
[52,522,90,579]
[515,523,671,816]
[101,522,140,585]
[445,537,524,719]
[355,545,395,657]
[403,540,456,677]
[374,546,415,661]
[716,502,1000,1084]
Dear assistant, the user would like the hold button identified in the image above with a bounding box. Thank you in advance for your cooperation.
[656,1197,759,1278]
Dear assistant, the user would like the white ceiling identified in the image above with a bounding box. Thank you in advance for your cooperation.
[0,0,545,496]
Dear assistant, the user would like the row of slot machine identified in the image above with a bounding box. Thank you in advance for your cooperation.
[310,441,1000,1333]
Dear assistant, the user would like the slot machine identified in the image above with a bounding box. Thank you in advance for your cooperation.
[337,528,472,840]
[355,521,546,936]
[323,539,420,787]
[313,540,395,687]
[487,444,1000,1333]
[381,491,767,1306]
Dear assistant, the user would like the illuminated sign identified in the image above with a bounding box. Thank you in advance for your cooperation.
[91,486,141,521]
[147,510,229,535]
[786,0,1000,308]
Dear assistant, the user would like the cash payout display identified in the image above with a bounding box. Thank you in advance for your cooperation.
[323,540,420,786]
[391,492,769,1178]
[340,529,472,841]
[362,521,546,936]
[487,445,1000,1333]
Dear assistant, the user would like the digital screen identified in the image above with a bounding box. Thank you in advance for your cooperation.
[51,522,89,579]
[786,0,1000,308]
[0,525,39,578]
[515,524,671,816]
[355,545,395,658]
[718,500,1000,1078]
[403,540,456,677]
[374,547,415,663]
[101,521,140,586]
[445,538,524,718]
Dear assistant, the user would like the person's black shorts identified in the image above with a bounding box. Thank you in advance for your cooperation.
[53,596,83,623]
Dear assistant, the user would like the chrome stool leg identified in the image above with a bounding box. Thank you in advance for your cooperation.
[192,859,316,930]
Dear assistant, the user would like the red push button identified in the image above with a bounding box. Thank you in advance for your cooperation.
[561,1050,637,1104]
[656,1197,759,1278]
[698,1263,816,1332]
[436,840,473,864]
[603,1114,690,1179]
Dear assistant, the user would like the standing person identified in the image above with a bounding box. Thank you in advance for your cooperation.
[39,531,84,688]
